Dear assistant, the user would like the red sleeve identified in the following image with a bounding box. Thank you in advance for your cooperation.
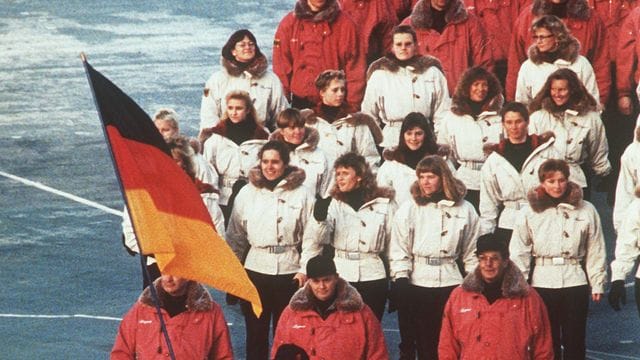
[468,14,494,73]
[438,289,461,360]
[616,8,639,99]
[585,14,611,105]
[362,306,389,360]
[273,13,295,100]
[271,306,294,359]
[110,304,140,360]
[506,8,531,100]
[208,302,234,360]
[342,16,367,110]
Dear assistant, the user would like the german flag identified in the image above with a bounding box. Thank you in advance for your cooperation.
[82,55,262,316]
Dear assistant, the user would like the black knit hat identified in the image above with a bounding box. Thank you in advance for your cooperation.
[476,233,509,259]
[306,255,337,278]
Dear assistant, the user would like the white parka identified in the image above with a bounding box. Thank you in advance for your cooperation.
[226,166,316,275]
[613,118,640,231]
[390,182,479,287]
[610,189,640,281]
[362,55,450,147]
[510,183,607,294]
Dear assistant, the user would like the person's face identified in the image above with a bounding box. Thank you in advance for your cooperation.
[282,125,306,145]
[533,28,556,53]
[469,79,489,102]
[160,275,189,296]
[155,119,178,140]
[335,166,361,193]
[231,36,256,63]
[418,171,442,196]
[550,79,570,107]
[541,170,568,199]
[431,0,450,11]
[392,33,416,61]
[404,126,425,151]
[502,111,528,143]
[478,251,507,284]
[320,79,346,107]
[226,98,248,124]
[307,0,327,11]
[309,274,339,301]
[261,149,286,181]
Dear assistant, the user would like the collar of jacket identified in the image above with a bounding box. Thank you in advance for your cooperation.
[331,185,395,206]
[270,126,321,152]
[527,181,583,213]
[532,0,592,20]
[410,0,468,29]
[248,165,306,191]
[289,277,364,312]
[451,94,504,117]
[462,260,530,298]
[382,144,450,164]
[527,35,580,65]
[410,179,466,206]
[366,54,443,80]
[482,132,554,157]
[295,0,340,22]
[304,108,385,146]
[221,52,268,78]
[139,278,213,312]
[209,119,269,141]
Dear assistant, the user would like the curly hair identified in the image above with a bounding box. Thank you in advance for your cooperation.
[221,90,259,125]
[528,68,598,115]
[330,152,394,202]
[451,66,503,116]
[166,134,196,180]
[530,15,574,52]
[315,69,346,92]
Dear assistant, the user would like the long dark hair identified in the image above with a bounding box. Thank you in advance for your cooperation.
[451,66,502,116]
[528,68,598,115]
[221,29,263,62]
[398,112,438,155]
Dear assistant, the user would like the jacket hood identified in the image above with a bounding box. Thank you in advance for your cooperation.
[527,181,583,212]
[461,260,530,298]
[410,0,468,29]
[410,177,466,205]
[532,0,591,20]
[289,277,364,312]
[382,144,450,163]
[482,132,554,156]
[221,52,268,78]
[451,93,504,116]
[527,35,580,65]
[366,54,443,80]
[295,0,340,23]
[248,165,306,191]
[140,278,213,312]
[270,126,321,151]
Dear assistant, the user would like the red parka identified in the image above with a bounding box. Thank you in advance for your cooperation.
[273,0,367,109]
[506,0,611,104]
[439,261,554,359]
[401,0,494,95]
[588,0,638,59]
[616,6,640,98]
[111,280,233,360]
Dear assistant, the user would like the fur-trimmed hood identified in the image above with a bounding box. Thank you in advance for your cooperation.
[303,108,385,145]
[366,54,443,81]
[295,0,340,23]
[248,165,306,191]
[410,0,468,29]
[270,126,321,151]
[462,260,530,298]
[382,144,450,163]
[410,177,466,205]
[532,0,592,20]
[527,181,583,212]
[528,35,580,65]
[221,52,268,78]
[140,278,213,312]
[289,277,364,313]
[482,132,554,156]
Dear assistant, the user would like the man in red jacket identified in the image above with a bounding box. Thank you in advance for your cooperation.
[439,234,554,359]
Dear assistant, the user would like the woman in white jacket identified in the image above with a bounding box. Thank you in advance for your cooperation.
[613,117,640,231]
[226,140,316,360]
[199,29,287,133]
[516,15,600,107]
[510,159,606,360]
[389,155,479,360]
[361,25,450,148]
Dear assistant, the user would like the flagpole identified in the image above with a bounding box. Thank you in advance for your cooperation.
[80,52,176,360]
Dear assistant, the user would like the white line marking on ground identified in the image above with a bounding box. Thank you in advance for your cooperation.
[0,313,122,321]
[586,350,640,359]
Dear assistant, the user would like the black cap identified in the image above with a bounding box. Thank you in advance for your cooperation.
[476,233,509,258]
[274,344,309,360]
[306,255,337,278]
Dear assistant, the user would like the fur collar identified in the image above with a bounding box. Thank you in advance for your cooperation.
[527,181,583,212]
[209,120,269,141]
[462,260,530,298]
[410,0,468,29]
[140,278,213,312]
[289,278,364,312]
[331,184,395,205]
[382,144,450,163]
[636,186,640,198]
[270,126,321,151]
[528,35,580,65]
[539,97,596,115]
[482,132,554,156]
[221,52,268,78]
[248,165,306,191]
[636,124,640,143]
[410,178,466,205]
[366,54,443,80]
[532,0,592,20]
[451,93,504,117]
[303,108,384,145]
[295,0,340,23]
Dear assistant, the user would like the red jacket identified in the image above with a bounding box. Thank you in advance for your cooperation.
[439,261,554,359]
[616,6,640,98]
[273,0,367,110]
[588,0,638,59]
[111,281,233,360]
[272,278,389,359]
[402,0,494,95]
[339,0,398,65]
[506,0,611,104]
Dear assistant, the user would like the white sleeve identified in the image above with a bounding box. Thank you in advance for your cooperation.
[509,209,534,280]
[611,201,640,281]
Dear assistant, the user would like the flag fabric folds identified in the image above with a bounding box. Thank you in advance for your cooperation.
[82,57,262,316]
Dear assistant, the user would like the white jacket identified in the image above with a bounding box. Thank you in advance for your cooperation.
[362,55,450,147]
[610,193,640,281]
[528,109,611,188]
[613,118,640,231]
[437,111,503,191]
[193,153,220,197]
[226,166,315,275]
[479,134,557,235]
[199,55,288,131]
[510,183,607,294]
[303,192,397,282]
[390,183,479,287]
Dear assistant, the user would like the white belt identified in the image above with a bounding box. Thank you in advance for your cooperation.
[335,250,379,260]
[256,245,298,254]
[415,256,456,266]
[459,160,484,171]
[503,200,527,210]
[535,257,580,266]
